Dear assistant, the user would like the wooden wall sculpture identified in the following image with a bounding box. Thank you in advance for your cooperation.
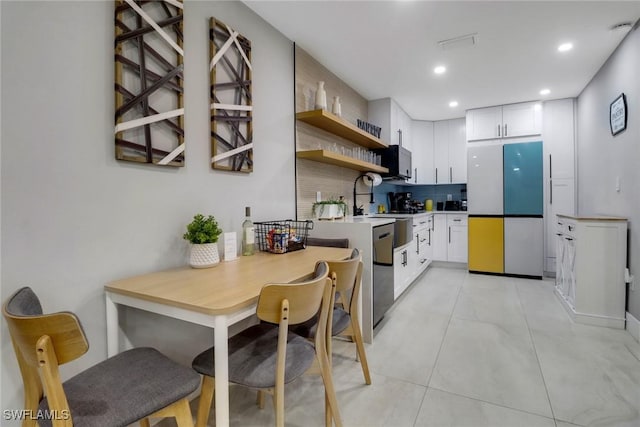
[114,0,185,166]
[209,17,253,173]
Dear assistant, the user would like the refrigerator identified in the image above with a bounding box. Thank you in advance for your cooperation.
[467,145,504,274]
[503,141,543,277]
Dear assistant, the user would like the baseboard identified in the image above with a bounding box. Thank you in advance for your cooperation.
[627,312,640,343]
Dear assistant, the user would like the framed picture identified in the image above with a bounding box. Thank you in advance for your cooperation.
[609,93,627,136]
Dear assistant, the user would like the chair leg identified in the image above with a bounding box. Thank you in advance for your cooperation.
[140,419,151,427]
[275,384,284,427]
[257,389,265,409]
[317,352,343,427]
[174,398,195,427]
[351,320,372,385]
[196,376,215,427]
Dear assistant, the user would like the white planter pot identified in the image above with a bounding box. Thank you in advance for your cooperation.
[189,243,220,268]
[315,204,346,220]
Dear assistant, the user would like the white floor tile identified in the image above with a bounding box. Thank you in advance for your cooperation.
[415,388,556,427]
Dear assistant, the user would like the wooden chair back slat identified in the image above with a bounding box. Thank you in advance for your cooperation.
[257,262,329,325]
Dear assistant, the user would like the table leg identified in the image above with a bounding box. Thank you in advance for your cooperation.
[214,315,229,427]
[105,292,119,357]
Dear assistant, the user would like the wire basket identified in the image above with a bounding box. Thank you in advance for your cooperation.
[254,220,314,254]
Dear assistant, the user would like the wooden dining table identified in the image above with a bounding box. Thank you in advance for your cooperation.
[104,245,353,427]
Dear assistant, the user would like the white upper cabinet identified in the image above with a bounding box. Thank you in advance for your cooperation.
[368,98,412,149]
[466,106,502,141]
[543,98,575,180]
[466,101,542,142]
[411,121,435,184]
[434,118,467,184]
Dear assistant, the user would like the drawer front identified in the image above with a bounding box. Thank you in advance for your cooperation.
[447,214,468,227]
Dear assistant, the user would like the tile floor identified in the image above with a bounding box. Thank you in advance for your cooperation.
[190,267,640,427]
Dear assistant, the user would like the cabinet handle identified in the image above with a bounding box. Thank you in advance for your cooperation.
[549,154,552,179]
[555,233,563,236]
[398,129,403,147]
[428,228,431,245]
[550,180,553,205]
[565,237,573,241]
[435,168,438,184]
[449,226,451,243]
[504,123,508,136]
[449,167,452,183]
[453,218,461,222]
[568,225,574,231]
[415,168,418,184]
[416,236,420,253]
[498,124,501,137]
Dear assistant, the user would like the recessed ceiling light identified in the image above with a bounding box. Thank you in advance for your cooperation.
[540,88,551,96]
[610,22,633,33]
[558,42,573,52]
[434,66,446,75]
[449,101,458,108]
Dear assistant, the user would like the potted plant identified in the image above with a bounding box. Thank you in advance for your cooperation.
[183,214,223,268]
[311,198,348,220]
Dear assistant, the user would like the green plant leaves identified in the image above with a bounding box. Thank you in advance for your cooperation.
[183,214,223,244]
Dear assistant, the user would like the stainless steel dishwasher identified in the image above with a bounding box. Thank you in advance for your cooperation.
[372,223,394,327]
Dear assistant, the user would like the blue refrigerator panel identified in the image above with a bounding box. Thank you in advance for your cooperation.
[503,141,543,215]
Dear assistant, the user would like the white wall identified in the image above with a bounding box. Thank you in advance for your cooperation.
[577,23,640,320]
[0,0,294,420]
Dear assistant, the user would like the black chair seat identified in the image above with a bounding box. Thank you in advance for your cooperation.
[38,347,200,427]
[192,323,315,389]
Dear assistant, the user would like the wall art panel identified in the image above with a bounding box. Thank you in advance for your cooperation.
[114,0,184,166]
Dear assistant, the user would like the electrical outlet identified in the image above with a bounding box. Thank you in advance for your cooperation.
[616,176,621,192]
[316,191,322,202]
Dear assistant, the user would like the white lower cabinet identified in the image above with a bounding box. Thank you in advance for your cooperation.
[433,214,468,262]
[447,214,468,263]
[394,246,411,300]
[393,214,434,300]
[554,215,628,329]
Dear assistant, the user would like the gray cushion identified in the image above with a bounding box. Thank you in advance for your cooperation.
[292,306,351,338]
[192,323,315,389]
[6,287,43,316]
[38,347,200,427]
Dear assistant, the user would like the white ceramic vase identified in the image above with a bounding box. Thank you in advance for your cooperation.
[332,96,342,117]
[315,81,327,110]
[189,243,220,268]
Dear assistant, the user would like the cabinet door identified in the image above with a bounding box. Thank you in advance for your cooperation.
[466,106,502,141]
[448,118,467,183]
[400,109,412,151]
[432,215,448,261]
[447,215,468,263]
[502,102,542,138]
[543,98,575,180]
[368,98,393,145]
[434,121,449,184]
[411,121,435,184]
[546,178,575,272]
[393,248,405,300]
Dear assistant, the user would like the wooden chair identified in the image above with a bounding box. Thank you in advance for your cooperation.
[3,287,200,427]
[191,261,342,427]
[295,248,371,385]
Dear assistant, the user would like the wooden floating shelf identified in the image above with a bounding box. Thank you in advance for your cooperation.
[296,150,389,173]
[296,109,387,149]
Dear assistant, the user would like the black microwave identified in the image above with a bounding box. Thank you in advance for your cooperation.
[374,145,412,180]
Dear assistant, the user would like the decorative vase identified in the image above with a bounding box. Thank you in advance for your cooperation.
[332,96,342,117]
[189,243,220,268]
[315,81,327,110]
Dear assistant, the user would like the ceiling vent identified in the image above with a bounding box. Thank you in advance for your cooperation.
[438,33,478,50]
[609,22,633,32]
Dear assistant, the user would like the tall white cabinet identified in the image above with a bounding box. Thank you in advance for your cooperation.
[411,121,435,184]
[543,99,576,273]
[434,118,467,184]
[555,215,628,329]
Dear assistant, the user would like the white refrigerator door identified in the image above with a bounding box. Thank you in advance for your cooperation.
[504,217,544,276]
[467,144,503,215]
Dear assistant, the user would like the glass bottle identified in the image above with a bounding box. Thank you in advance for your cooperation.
[242,207,254,256]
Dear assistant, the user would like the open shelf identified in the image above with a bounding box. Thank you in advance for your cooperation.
[296,150,389,173]
[296,109,387,149]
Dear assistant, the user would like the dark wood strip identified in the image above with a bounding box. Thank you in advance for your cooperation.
[115,15,183,44]
[115,54,183,93]
[116,64,183,118]
[116,84,184,136]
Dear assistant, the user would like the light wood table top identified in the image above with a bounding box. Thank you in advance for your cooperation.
[105,246,352,316]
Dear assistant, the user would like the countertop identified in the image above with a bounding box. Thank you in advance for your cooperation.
[373,211,468,218]
[557,214,627,222]
[315,216,396,226]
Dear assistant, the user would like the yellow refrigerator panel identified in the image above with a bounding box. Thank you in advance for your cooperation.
[468,217,504,273]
